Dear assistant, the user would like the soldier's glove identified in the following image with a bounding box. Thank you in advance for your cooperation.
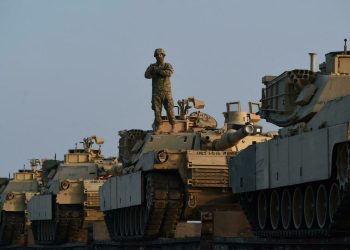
[147,65,155,74]
[154,68,163,76]
[150,66,158,75]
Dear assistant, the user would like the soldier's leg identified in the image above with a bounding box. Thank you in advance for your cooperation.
[163,93,176,125]
[152,95,162,127]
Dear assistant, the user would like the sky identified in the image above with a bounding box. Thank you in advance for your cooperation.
[0,0,349,176]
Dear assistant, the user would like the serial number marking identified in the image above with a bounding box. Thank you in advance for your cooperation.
[193,151,226,156]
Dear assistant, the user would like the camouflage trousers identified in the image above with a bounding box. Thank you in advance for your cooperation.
[152,93,176,126]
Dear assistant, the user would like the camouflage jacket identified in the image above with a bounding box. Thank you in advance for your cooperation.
[145,62,174,95]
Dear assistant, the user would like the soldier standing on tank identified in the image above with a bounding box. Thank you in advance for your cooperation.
[145,48,176,133]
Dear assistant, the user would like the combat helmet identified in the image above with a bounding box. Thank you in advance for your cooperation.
[154,48,166,57]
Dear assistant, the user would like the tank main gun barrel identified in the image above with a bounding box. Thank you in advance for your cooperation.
[213,124,255,151]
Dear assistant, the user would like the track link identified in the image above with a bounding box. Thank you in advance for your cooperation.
[32,205,83,245]
[0,211,25,245]
[106,172,183,241]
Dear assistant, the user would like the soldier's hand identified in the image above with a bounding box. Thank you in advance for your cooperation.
[147,65,154,73]
[150,65,157,74]
[154,68,163,76]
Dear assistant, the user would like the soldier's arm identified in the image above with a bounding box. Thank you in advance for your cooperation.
[145,64,155,79]
[157,63,173,77]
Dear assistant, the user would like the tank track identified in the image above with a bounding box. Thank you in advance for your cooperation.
[0,211,25,245]
[58,205,84,243]
[105,172,183,241]
[32,204,83,245]
[241,142,350,238]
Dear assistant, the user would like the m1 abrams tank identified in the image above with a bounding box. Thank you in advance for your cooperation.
[100,97,271,241]
[0,161,40,245]
[231,40,350,238]
[27,136,119,244]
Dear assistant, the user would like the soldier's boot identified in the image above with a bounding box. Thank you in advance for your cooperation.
[153,122,161,134]
[170,124,176,133]
[155,127,161,135]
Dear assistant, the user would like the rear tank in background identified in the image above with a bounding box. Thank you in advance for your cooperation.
[231,40,350,238]
[100,97,272,241]
[0,161,40,246]
[27,136,119,245]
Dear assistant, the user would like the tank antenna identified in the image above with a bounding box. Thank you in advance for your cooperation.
[54,153,56,160]
[344,39,347,54]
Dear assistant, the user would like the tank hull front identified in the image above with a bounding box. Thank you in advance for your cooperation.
[28,179,107,244]
[100,148,243,241]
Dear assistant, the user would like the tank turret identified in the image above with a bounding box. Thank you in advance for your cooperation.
[212,101,263,151]
[27,136,118,245]
[260,39,350,128]
[100,97,271,241]
[230,40,350,238]
[149,96,217,134]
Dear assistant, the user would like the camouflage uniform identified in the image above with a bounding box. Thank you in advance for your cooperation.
[145,52,176,127]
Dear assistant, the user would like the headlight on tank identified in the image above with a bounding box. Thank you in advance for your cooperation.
[254,125,263,134]
[61,180,70,190]
[156,150,168,163]
[6,192,14,200]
